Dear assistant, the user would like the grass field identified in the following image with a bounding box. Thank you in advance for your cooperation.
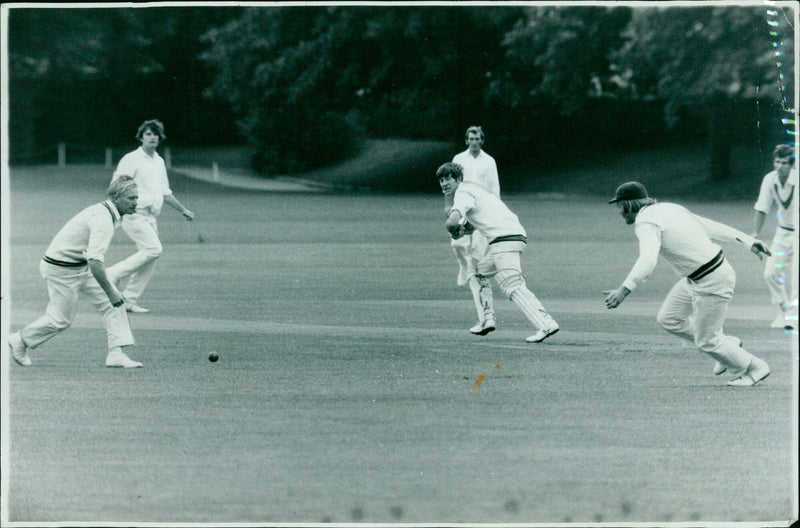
[2,164,797,525]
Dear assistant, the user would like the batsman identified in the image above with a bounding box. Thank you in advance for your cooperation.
[439,162,559,343]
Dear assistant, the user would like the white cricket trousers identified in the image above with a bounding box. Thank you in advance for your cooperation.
[764,227,794,307]
[19,261,135,351]
[106,209,162,303]
[656,259,754,373]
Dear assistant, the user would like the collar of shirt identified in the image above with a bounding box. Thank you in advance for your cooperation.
[102,200,122,226]
[135,146,160,159]
[771,168,798,187]
[463,149,486,160]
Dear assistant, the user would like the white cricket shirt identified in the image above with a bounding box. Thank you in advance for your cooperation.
[622,202,756,291]
[113,147,172,216]
[450,182,525,243]
[753,168,797,230]
[452,149,500,196]
[44,201,121,264]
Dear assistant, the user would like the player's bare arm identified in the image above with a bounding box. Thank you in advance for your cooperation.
[751,210,767,238]
[88,259,125,307]
[165,194,195,221]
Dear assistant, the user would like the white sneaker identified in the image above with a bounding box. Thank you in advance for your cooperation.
[105,350,143,368]
[727,357,770,387]
[9,332,31,366]
[125,302,150,313]
[469,316,496,336]
[526,324,560,343]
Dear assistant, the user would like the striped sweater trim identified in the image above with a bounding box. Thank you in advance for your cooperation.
[43,256,88,267]
[687,250,724,282]
[489,234,527,245]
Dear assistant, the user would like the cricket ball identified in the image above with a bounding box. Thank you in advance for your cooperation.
[208,352,219,363]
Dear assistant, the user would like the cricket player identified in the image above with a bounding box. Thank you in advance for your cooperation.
[751,143,797,329]
[603,181,772,387]
[446,126,500,335]
[106,119,195,313]
[439,162,559,343]
[8,176,144,368]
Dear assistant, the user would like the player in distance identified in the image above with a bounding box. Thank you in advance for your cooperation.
[750,143,797,330]
[106,119,195,314]
[439,162,559,343]
[604,181,772,387]
[445,126,499,336]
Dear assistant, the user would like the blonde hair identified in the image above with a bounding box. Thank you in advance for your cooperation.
[619,197,657,215]
[108,175,137,198]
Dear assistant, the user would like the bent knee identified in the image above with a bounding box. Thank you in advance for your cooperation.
[495,270,525,298]
[655,310,672,328]
[141,244,163,259]
[47,315,73,331]
[657,312,686,333]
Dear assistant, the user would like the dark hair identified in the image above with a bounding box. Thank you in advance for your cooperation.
[436,162,464,181]
[773,144,795,163]
[618,197,657,215]
[465,126,485,142]
[136,119,166,142]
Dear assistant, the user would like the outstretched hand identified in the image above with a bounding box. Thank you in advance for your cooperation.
[750,240,771,260]
[603,286,630,309]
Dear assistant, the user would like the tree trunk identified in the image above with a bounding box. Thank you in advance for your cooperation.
[707,93,733,180]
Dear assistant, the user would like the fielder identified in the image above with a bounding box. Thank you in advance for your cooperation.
[751,143,797,329]
[603,181,772,387]
[106,119,195,313]
[446,126,500,335]
[8,176,144,368]
[439,162,559,343]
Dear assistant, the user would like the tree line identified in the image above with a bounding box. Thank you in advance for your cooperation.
[6,4,794,178]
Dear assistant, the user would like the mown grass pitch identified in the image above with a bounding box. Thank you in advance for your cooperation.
[3,165,796,524]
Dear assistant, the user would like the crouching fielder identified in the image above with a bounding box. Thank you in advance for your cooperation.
[438,162,559,343]
[603,182,772,387]
[8,176,144,368]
